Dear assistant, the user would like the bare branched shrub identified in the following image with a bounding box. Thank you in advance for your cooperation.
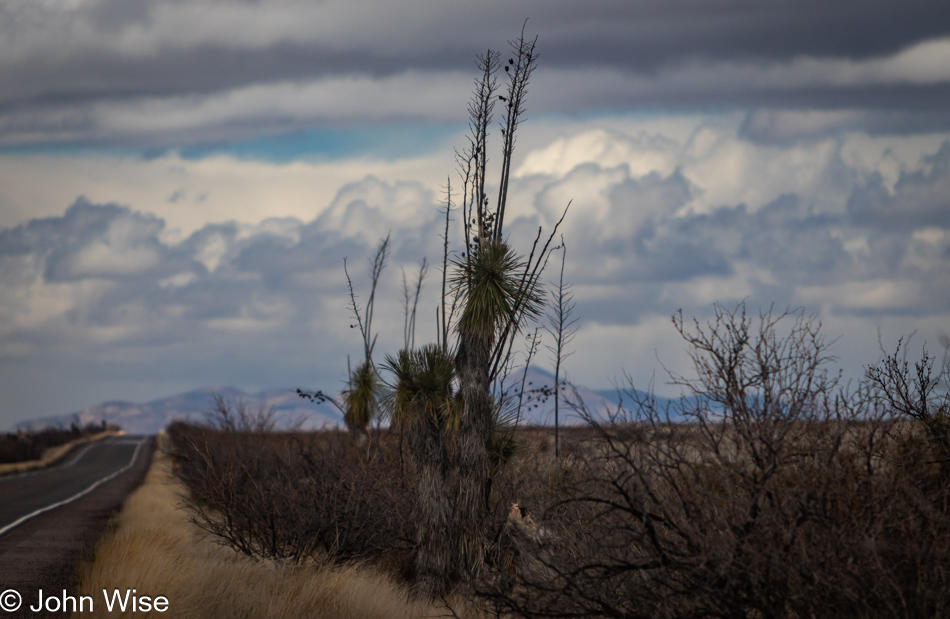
[169,423,415,570]
[867,338,950,470]
[205,393,278,433]
[486,303,950,618]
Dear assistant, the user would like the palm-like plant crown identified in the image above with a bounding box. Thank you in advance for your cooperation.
[344,361,383,431]
[383,344,457,426]
[452,239,543,348]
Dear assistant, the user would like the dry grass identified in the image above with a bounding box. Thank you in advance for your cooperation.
[0,430,123,476]
[74,449,472,619]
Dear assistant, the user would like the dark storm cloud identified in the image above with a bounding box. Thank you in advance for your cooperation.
[1,0,948,147]
[4,0,946,97]
[539,0,949,68]
[740,109,950,144]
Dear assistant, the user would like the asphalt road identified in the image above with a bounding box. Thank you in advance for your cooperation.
[0,436,153,619]
[0,436,147,536]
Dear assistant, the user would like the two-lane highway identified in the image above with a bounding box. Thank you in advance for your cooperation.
[0,436,148,537]
[0,435,153,618]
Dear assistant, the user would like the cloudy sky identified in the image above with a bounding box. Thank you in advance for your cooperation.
[2,0,949,428]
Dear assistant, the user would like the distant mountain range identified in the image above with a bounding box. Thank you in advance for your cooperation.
[15,386,345,434]
[13,367,676,434]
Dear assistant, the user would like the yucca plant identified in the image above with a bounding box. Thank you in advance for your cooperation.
[383,345,460,591]
[298,236,390,441]
[302,27,570,597]
[450,239,543,583]
[343,360,384,442]
[383,341,528,595]
[411,26,571,595]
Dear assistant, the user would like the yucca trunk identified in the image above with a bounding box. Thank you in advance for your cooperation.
[452,335,494,583]
[408,400,454,593]
[447,240,537,587]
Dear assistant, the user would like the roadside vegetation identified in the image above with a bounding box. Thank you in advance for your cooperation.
[74,449,459,619]
[158,29,950,618]
[0,421,120,474]
[489,306,950,618]
[169,304,950,617]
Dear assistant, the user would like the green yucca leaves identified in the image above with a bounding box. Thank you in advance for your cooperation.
[343,361,383,432]
[487,398,524,467]
[452,240,543,345]
[382,344,457,426]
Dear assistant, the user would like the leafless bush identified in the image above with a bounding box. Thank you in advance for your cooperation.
[866,338,950,471]
[168,423,415,570]
[204,393,279,433]
[485,304,950,618]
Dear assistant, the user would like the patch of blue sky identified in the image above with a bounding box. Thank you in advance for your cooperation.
[0,123,465,163]
[179,123,465,163]
[0,142,143,159]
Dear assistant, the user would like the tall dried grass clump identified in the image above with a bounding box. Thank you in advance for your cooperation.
[74,450,459,619]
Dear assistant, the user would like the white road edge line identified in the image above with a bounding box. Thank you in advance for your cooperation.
[6,438,115,480]
[63,443,95,468]
[0,438,147,538]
